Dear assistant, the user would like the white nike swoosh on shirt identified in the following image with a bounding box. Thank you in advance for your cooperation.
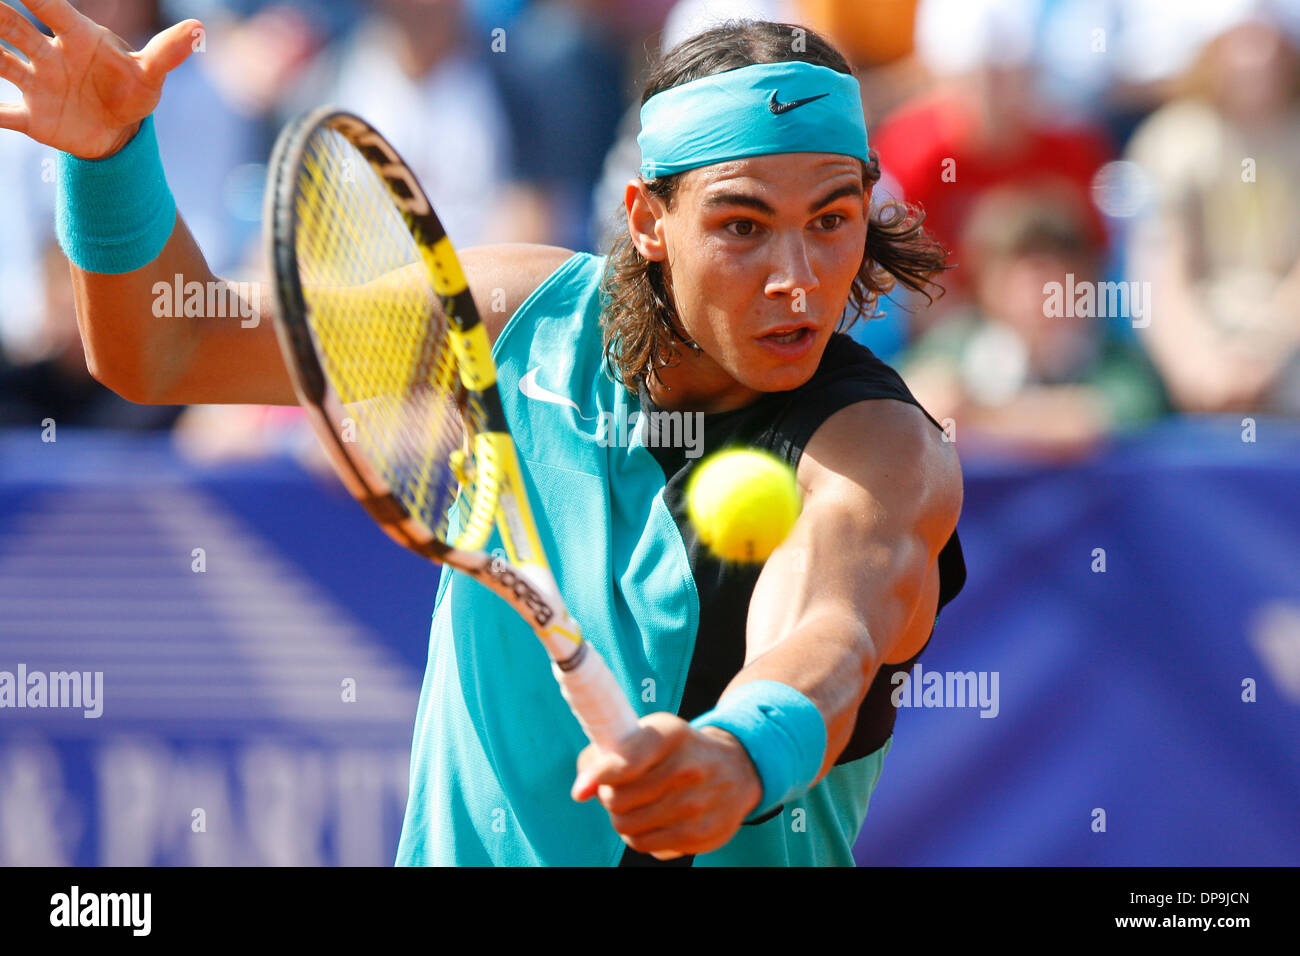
[519,367,580,412]
[518,366,612,444]
[519,367,600,421]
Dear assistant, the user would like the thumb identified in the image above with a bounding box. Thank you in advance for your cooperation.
[571,747,609,803]
[138,19,204,85]
[570,720,669,801]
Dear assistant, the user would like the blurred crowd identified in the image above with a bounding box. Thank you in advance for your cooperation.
[1,0,1298,464]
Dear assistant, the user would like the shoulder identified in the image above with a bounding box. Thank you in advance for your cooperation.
[795,333,929,415]
[460,244,580,345]
[800,397,963,546]
[769,334,958,462]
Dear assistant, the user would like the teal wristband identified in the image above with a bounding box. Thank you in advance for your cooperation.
[691,680,827,822]
[55,114,177,274]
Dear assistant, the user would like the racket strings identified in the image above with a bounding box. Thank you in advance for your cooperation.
[293,126,476,540]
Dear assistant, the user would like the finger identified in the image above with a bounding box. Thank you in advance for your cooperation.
[597,754,699,814]
[0,102,28,134]
[574,741,607,776]
[137,19,203,86]
[572,739,671,803]
[0,1,49,60]
[571,748,626,802]
[0,47,32,89]
[607,778,715,837]
[571,743,606,800]
[619,820,715,857]
[579,723,680,790]
[22,0,80,35]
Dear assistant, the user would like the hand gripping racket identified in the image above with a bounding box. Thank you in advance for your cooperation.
[264,106,640,750]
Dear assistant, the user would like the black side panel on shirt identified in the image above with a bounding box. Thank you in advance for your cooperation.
[617,333,966,867]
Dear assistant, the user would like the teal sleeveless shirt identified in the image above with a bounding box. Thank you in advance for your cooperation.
[395,252,957,866]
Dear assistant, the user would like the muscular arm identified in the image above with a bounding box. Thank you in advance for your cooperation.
[734,399,962,778]
[71,226,573,406]
[71,211,293,405]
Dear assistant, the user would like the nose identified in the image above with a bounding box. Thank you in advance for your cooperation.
[765,232,819,303]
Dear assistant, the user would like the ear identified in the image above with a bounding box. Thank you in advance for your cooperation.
[625,179,668,262]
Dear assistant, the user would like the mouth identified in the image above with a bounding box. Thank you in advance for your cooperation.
[755,324,818,358]
[758,325,815,344]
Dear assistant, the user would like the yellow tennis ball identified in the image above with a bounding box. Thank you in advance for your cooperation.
[686,449,802,563]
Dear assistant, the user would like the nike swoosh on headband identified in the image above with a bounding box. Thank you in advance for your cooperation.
[767,91,829,115]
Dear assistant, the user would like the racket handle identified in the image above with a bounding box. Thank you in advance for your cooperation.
[552,643,641,751]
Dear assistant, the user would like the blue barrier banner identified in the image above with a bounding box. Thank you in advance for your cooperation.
[0,430,436,865]
[857,418,1300,866]
[1,420,1297,865]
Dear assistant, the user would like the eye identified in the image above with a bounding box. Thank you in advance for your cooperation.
[816,213,846,231]
[725,219,759,238]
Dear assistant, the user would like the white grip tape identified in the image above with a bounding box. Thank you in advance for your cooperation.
[552,645,640,750]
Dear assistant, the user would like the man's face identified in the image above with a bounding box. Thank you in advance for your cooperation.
[642,152,870,400]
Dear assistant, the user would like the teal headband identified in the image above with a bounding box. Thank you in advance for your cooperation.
[637,61,869,179]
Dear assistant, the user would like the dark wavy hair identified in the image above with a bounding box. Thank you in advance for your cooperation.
[600,20,950,393]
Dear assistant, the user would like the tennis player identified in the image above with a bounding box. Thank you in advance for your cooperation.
[2,1,965,865]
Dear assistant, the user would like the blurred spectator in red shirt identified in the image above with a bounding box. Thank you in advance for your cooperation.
[872,0,1114,326]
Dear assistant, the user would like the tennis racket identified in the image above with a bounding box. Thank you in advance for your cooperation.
[263,106,640,751]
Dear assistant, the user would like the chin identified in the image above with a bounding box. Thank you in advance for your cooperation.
[743,356,820,394]
[750,334,831,392]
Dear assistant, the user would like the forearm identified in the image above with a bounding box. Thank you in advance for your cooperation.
[70,213,295,406]
[70,210,296,407]
[60,113,295,407]
[732,474,942,784]
[724,604,878,781]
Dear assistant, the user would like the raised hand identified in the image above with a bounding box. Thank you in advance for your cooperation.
[0,0,201,159]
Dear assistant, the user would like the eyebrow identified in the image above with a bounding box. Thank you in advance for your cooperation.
[700,191,776,215]
[700,182,865,216]
[808,183,864,213]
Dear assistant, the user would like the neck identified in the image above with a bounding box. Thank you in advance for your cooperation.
[644,348,763,414]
